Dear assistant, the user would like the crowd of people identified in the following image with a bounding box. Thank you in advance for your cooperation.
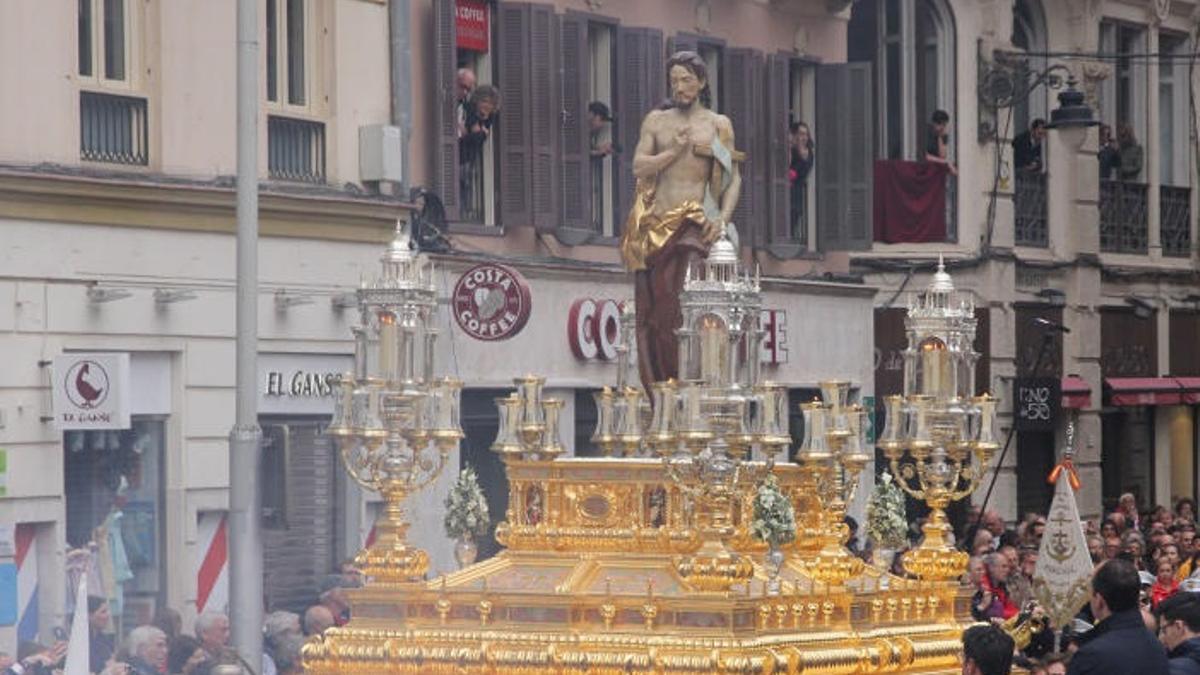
[0,569,360,675]
[960,494,1200,674]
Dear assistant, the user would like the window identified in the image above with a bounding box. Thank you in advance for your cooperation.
[1159,32,1189,188]
[1011,0,1048,137]
[1100,20,1148,181]
[266,0,308,106]
[849,0,955,162]
[788,61,816,247]
[64,420,165,632]
[78,0,130,83]
[588,21,617,237]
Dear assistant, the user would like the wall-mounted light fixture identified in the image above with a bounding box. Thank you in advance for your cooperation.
[274,289,314,311]
[153,288,198,305]
[1036,288,1067,308]
[1126,296,1155,319]
[87,286,133,304]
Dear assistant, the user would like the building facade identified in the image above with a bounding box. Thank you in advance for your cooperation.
[0,0,878,654]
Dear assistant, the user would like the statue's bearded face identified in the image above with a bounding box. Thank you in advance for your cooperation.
[669,65,704,108]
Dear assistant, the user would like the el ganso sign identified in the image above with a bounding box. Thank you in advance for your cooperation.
[52,353,132,430]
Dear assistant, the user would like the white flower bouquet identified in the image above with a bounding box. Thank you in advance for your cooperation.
[443,467,491,539]
[865,472,908,549]
[750,474,796,547]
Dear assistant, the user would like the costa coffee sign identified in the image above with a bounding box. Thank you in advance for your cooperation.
[569,299,624,361]
[52,353,131,430]
[456,0,489,52]
[452,263,532,341]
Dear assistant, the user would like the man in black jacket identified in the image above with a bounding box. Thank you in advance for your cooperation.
[1158,592,1200,675]
[1067,558,1170,674]
[1012,118,1047,173]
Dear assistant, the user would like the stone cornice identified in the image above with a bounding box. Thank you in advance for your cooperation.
[0,167,414,243]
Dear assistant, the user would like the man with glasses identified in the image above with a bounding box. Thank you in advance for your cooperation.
[1157,592,1200,674]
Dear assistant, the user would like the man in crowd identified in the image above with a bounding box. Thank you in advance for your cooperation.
[1012,118,1047,173]
[304,604,336,637]
[195,611,231,661]
[924,109,958,176]
[961,624,1015,675]
[1066,558,1169,674]
[1157,592,1200,674]
[124,626,168,675]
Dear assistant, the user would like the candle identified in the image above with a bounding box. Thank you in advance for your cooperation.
[378,311,397,381]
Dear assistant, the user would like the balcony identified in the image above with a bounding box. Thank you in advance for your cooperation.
[1161,185,1192,258]
[268,115,325,183]
[80,91,149,165]
[1099,180,1148,254]
[1013,172,1048,248]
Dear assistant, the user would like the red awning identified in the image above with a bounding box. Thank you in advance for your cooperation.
[1062,376,1091,409]
[1105,377,1183,406]
[1178,377,1200,405]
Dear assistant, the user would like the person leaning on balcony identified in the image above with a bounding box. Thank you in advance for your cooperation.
[1012,118,1046,173]
[1098,124,1120,180]
[924,109,958,176]
[1116,124,1143,182]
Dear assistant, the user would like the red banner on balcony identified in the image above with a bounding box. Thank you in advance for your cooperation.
[872,160,948,244]
[456,0,489,52]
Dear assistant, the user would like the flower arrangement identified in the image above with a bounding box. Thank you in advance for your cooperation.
[865,472,908,549]
[443,468,490,540]
[750,475,796,547]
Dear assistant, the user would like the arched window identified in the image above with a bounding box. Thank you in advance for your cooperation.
[848,0,957,161]
[1011,0,1048,137]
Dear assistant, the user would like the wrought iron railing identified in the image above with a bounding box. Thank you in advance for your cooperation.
[268,115,326,183]
[1161,185,1192,258]
[1014,171,1048,247]
[1099,180,1149,254]
[80,91,149,165]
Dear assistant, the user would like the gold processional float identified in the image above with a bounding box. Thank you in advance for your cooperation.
[302,223,999,674]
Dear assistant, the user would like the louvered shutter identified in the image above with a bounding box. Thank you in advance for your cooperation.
[816,61,874,251]
[724,48,758,246]
[558,13,590,230]
[497,3,532,226]
[816,64,843,250]
[748,52,766,250]
[615,27,649,231]
[432,0,459,220]
[645,30,664,106]
[667,33,698,57]
[764,54,793,253]
[529,4,559,231]
[843,61,873,249]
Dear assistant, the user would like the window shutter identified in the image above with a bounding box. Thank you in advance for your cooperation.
[557,13,590,230]
[748,52,766,250]
[497,2,532,226]
[844,61,873,250]
[764,54,792,253]
[615,27,651,231]
[432,0,460,221]
[725,48,756,241]
[816,61,873,251]
[645,30,664,106]
[668,33,698,56]
[529,4,559,231]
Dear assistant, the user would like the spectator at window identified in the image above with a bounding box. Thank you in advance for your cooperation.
[788,121,814,238]
[924,109,958,176]
[1097,124,1120,180]
[459,85,500,220]
[455,67,477,139]
[1117,124,1143,182]
[1013,118,1047,173]
[588,101,615,229]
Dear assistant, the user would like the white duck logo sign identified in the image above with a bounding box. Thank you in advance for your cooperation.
[65,360,110,409]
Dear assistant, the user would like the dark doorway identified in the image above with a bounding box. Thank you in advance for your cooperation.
[459,388,507,561]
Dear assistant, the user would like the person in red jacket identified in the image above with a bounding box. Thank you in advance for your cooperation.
[972,552,1019,621]
[1152,558,1180,609]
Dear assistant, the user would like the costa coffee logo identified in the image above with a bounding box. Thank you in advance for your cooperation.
[568,299,623,361]
[452,263,532,341]
[64,360,110,409]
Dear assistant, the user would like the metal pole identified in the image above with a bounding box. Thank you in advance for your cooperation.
[230,0,263,671]
[389,0,412,194]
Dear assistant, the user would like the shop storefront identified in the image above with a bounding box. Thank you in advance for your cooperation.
[256,352,355,614]
[1169,310,1200,507]
[1013,304,1064,519]
[1100,307,1160,511]
[59,352,171,633]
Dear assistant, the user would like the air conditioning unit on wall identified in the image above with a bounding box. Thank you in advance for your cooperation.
[359,124,404,185]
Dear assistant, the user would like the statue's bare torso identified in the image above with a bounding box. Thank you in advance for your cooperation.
[639,107,729,217]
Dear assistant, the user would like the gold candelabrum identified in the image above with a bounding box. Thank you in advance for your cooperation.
[489,375,569,462]
[791,380,871,586]
[326,220,464,584]
[877,258,999,581]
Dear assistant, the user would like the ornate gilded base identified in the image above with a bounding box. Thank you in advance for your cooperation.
[676,539,755,593]
[303,460,978,675]
[792,547,866,587]
[353,542,430,585]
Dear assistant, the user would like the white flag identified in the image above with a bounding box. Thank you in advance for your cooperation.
[1032,465,1094,631]
[63,576,90,675]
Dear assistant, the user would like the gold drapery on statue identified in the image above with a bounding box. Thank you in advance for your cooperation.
[619,180,710,272]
